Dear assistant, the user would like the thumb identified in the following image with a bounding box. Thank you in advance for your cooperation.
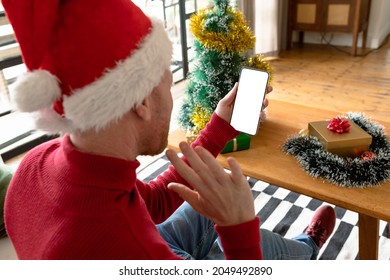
[215,82,239,122]
[220,82,238,106]
[168,183,200,206]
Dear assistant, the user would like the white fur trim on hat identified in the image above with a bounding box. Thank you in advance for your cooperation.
[57,18,173,133]
[33,107,75,135]
[11,70,61,112]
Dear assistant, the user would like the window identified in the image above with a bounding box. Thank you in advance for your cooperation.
[0,5,54,162]
[136,0,211,83]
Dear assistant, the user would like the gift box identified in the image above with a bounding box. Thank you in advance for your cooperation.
[308,119,372,157]
[221,133,251,154]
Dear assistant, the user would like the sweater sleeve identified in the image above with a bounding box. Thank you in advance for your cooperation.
[191,113,240,157]
[215,217,263,260]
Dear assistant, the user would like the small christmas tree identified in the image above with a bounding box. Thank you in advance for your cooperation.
[178,0,273,138]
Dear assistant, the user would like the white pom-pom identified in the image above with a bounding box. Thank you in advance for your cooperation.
[11,70,61,112]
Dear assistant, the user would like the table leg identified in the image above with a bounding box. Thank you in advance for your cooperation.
[358,213,379,259]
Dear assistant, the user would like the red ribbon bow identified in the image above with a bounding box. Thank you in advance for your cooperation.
[361,151,376,160]
[327,117,351,134]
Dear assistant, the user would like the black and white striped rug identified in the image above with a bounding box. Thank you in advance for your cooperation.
[137,155,390,260]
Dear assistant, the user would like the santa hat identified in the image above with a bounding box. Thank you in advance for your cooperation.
[2,0,172,134]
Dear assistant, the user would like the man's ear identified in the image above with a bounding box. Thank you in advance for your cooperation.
[134,95,152,121]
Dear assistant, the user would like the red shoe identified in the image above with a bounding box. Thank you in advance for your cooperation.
[305,205,336,248]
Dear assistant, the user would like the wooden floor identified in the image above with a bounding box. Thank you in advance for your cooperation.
[266,38,390,123]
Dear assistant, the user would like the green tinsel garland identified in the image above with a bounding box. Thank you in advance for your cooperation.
[190,6,255,54]
[283,112,390,188]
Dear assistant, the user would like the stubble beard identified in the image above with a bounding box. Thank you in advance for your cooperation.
[141,126,170,157]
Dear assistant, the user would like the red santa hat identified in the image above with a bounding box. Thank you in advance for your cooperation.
[3,0,172,134]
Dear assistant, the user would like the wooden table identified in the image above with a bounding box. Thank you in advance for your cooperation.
[168,100,390,260]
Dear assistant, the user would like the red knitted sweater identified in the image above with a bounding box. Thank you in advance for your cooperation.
[5,114,262,259]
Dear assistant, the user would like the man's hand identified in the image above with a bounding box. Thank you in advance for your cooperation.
[215,82,273,124]
[166,142,255,227]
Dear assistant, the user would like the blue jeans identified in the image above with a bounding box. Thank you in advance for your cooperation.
[157,202,319,260]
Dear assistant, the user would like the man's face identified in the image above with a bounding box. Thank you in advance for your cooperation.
[142,70,173,156]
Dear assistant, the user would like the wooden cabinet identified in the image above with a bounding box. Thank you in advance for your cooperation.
[287,0,371,55]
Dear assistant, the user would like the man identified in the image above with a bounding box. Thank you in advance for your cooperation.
[3,0,335,259]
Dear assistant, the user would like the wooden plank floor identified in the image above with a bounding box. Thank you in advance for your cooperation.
[267,39,390,123]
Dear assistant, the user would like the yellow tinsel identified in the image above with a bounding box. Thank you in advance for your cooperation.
[190,7,255,54]
[248,55,274,85]
[190,106,212,133]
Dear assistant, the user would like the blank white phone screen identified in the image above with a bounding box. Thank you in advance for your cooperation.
[230,68,269,135]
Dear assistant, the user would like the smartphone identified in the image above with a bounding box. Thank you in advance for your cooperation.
[230,67,269,135]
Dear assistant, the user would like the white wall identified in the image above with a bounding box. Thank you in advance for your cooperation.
[295,0,390,49]
[367,0,390,48]
[254,0,282,55]
[239,0,286,55]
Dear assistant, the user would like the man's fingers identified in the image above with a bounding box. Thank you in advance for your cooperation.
[227,157,247,186]
[220,82,238,106]
[166,143,211,194]
[168,183,204,213]
[180,142,210,177]
[165,148,198,185]
[178,143,214,190]
[263,98,269,108]
[194,146,229,185]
